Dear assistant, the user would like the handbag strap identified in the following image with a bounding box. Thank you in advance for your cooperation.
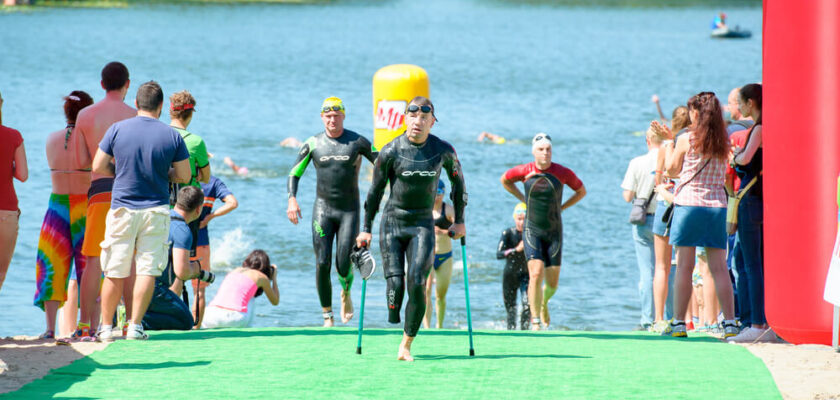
[735,171,763,199]
[673,158,711,197]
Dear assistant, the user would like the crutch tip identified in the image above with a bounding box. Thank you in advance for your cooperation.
[356,347,362,355]
[469,349,475,357]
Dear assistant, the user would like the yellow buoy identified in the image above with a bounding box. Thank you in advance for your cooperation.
[372,64,429,150]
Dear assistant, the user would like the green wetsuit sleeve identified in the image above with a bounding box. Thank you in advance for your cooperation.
[362,146,391,233]
[444,148,467,225]
[287,139,314,198]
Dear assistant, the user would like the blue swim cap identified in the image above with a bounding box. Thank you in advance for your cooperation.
[437,180,446,195]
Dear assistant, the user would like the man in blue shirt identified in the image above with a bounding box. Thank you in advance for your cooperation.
[143,186,207,331]
[92,81,191,341]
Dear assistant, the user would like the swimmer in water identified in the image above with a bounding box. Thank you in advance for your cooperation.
[223,156,249,176]
[477,131,506,144]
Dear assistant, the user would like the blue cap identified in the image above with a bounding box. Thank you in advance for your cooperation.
[436,180,446,195]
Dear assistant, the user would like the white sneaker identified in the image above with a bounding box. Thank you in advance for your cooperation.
[727,327,765,343]
[125,324,149,341]
[754,327,780,343]
[95,325,115,343]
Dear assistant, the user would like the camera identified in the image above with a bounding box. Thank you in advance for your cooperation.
[198,269,215,284]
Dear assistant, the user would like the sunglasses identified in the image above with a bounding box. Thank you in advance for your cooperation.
[406,104,433,114]
[322,105,344,113]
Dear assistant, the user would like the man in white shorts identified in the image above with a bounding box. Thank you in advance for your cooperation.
[91,81,191,341]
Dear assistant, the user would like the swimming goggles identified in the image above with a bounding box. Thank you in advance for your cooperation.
[322,105,345,113]
[533,133,552,143]
[406,104,433,114]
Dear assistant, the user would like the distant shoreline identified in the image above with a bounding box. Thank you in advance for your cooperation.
[1,0,321,9]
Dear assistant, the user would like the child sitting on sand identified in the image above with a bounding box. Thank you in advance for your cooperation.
[201,249,279,329]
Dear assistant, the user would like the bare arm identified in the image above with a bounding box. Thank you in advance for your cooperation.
[172,248,199,281]
[665,135,689,177]
[197,164,211,184]
[623,190,634,203]
[561,185,586,211]
[500,175,526,203]
[200,194,238,229]
[13,143,27,182]
[92,148,115,177]
[169,159,191,184]
[734,126,762,165]
[259,267,280,306]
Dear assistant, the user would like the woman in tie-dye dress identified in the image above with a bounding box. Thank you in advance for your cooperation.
[34,91,94,340]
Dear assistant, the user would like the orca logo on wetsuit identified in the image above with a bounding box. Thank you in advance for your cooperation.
[320,155,351,162]
[401,170,437,177]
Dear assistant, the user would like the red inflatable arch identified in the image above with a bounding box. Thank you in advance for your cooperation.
[764,0,840,345]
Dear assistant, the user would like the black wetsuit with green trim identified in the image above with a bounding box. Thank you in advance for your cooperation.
[287,129,377,309]
[362,133,467,337]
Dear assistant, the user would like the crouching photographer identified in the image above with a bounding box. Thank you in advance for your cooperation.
[142,186,215,331]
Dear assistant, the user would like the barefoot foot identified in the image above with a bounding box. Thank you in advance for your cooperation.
[340,290,354,323]
[397,334,415,361]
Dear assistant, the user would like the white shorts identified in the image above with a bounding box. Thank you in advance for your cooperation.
[100,206,170,279]
[201,304,254,329]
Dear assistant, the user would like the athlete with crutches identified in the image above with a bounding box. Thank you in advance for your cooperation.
[356,96,467,361]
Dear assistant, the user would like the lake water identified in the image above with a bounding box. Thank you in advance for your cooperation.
[0,0,762,336]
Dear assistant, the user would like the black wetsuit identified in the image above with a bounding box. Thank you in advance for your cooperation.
[363,133,467,337]
[288,129,377,308]
[496,227,530,330]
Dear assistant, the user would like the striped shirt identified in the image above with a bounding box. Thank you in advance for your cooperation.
[674,134,727,208]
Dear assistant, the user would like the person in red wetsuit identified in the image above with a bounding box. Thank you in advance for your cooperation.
[500,133,586,330]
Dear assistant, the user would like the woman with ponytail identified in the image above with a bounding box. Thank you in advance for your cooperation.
[727,84,774,342]
[34,91,94,340]
[661,92,738,338]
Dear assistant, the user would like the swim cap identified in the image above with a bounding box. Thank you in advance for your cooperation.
[513,202,526,217]
[532,132,552,151]
[437,180,446,195]
[321,96,345,114]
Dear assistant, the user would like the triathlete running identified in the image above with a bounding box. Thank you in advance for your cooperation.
[356,96,467,361]
[287,97,377,327]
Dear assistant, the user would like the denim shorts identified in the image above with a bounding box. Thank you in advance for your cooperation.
[668,205,726,249]
[652,201,670,236]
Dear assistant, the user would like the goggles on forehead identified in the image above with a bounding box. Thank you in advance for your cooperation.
[533,133,551,143]
[322,105,345,113]
[406,104,433,114]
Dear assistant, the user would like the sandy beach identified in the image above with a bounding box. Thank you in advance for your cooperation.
[0,336,106,394]
[1,334,837,398]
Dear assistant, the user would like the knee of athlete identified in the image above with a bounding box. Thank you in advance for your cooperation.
[315,259,331,274]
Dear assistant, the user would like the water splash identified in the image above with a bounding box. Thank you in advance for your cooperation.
[209,228,254,272]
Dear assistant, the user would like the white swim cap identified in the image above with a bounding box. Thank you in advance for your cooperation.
[532,132,552,151]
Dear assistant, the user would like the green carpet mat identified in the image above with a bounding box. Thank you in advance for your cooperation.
[4,328,781,399]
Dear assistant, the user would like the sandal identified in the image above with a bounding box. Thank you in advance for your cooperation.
[38,331,55,340]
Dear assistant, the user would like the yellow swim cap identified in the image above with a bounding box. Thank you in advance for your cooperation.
[321,96,345,114]
[513,202,527,217]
